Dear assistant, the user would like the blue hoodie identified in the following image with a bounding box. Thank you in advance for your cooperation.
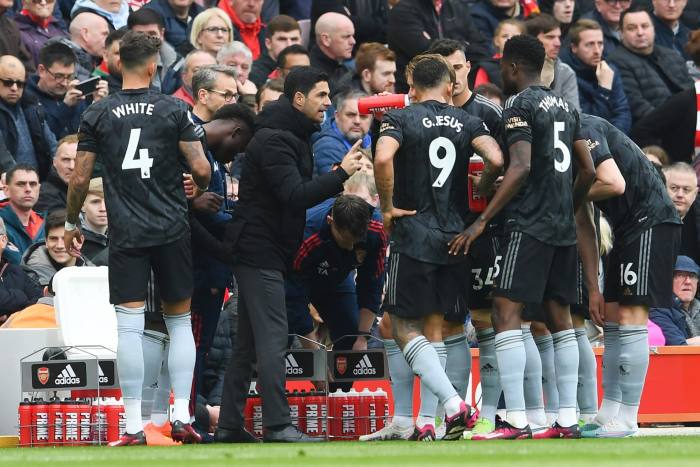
[312,119,371,176]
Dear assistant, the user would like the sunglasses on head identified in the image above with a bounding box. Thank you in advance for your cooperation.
[0,78,26,89]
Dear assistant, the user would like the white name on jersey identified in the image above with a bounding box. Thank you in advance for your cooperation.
[422,116,463,133]
[538,95,570,113]
[112,102,155,118]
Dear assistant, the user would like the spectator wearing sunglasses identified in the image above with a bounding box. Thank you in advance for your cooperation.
[0,55,57,180]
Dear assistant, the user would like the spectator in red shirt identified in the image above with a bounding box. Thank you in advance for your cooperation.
[14,0,69,68]
[172,49,217,107]
[218,0,266,60]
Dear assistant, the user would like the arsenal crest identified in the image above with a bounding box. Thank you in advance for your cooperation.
[336,356,347,375]
[37,367,49,385]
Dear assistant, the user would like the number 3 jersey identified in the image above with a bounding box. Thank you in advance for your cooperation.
[502,86,582,247]
[77,88,199,248]
[380,100,490,265]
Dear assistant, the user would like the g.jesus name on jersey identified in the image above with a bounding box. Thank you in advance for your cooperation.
[77,88,199,249]
[380,100,489,265]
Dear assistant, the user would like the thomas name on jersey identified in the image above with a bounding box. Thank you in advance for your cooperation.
[538,95,570,113]
[111,102,155,118]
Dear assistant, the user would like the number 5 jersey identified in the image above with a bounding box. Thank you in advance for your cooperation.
[380,100,490,265]
[502,85,582,247]
[77,88,199,248]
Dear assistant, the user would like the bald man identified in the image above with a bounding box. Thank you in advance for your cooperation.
[310,12,356,93]
[0,55,57,178]
[172,50,218,107]
[51,11,112,81]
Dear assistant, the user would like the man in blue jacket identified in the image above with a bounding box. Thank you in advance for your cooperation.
[0,165,45,265]
[143,0,203,55]
[312,89,371,175]
[561,19,631,133]
[650,256,700,345]
[287,174,387,356]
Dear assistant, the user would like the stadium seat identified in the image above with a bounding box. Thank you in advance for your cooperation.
[53,266,117,353]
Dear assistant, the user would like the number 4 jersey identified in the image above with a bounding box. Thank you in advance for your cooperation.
[380,100,490,265]
[502,86,582,247]
[77,88,199,248]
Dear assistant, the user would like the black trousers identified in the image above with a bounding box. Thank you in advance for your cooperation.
[217,264,290,429]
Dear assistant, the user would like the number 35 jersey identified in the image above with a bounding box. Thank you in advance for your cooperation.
[380,100,489,265]
[77,88,199,249]
[502,86,582,247]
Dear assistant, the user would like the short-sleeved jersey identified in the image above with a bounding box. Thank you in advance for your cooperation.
[502,86,582,246]
[77,88,199,248]
[380,100,489,265]
[580,114,681,246]
[462,92,504,149]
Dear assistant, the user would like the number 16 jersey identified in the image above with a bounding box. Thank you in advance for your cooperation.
[380,100,489,265]
[77,88,199,249]
[502,86,582,247]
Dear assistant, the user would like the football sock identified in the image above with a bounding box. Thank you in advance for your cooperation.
[403,336,461,416]
[552,329,579,427]
[384,339,414,427]
[417,342,446,428]
[522,325,546,427]
[141,330,168,422]
[152,342,171,426]
[164,312,196,424]
[534,333,559,424]
[444,332,470,399]
[476,328,501,424]
[495,329,527,428]
[115,304,145,434]
[597,322,622,425]
[575,327,598,420]
[617,325,649,429]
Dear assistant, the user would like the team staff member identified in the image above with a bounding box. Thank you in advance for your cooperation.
[214,67,364,444]
[287,185,387,359]
[65,31,211,446]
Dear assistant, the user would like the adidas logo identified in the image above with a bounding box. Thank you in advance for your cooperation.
[98,364,108,384]
[285,354,304,375]
[353,354,377,376]
[55,364,81,385]
[619,364,631,376]
[481,363,496,372]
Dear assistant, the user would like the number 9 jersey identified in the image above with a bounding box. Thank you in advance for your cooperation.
[380,100,489,265]
[502,86,583,247]
[77,89,199,249]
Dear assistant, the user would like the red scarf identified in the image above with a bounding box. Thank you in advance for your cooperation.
[218,0,263,60]
[21,9,51,30]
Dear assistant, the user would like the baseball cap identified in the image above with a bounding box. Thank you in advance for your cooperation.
[674,255,700,276]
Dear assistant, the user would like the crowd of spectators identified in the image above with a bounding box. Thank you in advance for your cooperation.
[2,0,700,439]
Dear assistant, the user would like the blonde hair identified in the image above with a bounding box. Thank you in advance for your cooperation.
[599,214,613,256]
[190,8,233,51]
[344,171,377,199]
[87,177,104,198]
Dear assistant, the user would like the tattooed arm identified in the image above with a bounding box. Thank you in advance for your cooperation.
[179,140,211,192]
[64,150,96,256]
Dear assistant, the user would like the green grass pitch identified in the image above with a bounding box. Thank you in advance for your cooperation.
[3,437,700,467]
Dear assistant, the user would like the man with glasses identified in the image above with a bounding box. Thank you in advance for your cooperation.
[26,42,108,140]
[582,0,631,56]
[0,55,57,181]
[14,0,69,68]
[190,65,239,124]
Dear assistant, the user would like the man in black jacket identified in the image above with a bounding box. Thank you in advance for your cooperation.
[609,6,693,124]
[36,135,77,214]
[387,0,491,93]
[214,67,364,444]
